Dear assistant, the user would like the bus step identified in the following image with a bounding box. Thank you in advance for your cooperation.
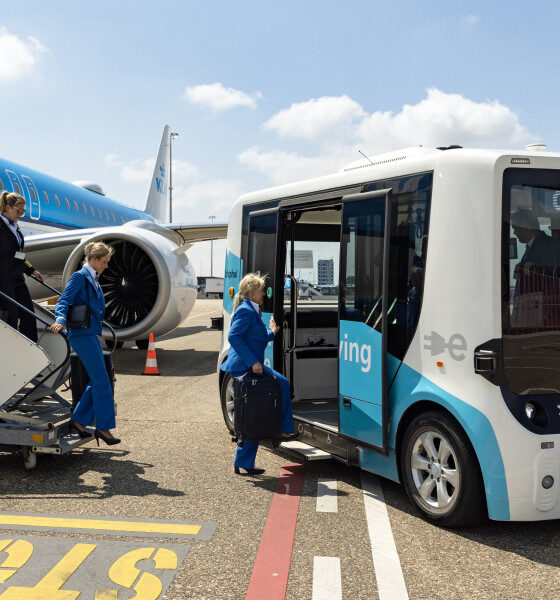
[279,440,332,461]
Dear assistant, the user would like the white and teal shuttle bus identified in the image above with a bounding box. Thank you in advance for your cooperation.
[218,146,560,526]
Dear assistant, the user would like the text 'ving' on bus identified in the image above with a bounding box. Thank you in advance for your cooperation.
[218,145,560,527]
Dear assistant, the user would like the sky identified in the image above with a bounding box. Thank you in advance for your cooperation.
[1,1,559,276]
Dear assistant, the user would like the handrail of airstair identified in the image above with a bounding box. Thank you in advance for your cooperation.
[30,276,118,354]
[0,289,72,413]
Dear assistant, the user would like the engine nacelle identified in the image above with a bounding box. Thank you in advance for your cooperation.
[62,221,197,340]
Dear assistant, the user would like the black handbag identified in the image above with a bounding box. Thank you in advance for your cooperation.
[67,275,92,329]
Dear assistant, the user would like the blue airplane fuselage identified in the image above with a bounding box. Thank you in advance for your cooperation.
[0,157,157,235]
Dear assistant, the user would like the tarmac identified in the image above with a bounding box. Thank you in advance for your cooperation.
[1,298,560,599]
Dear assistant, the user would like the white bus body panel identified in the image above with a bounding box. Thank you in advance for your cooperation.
[219,148,560,521]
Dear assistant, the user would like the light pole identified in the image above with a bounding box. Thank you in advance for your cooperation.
[209,215,216,277]
[168,132,179,222]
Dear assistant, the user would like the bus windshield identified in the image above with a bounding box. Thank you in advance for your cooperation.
[503,168,560,395]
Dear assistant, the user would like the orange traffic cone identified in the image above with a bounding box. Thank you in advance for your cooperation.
[141,333,160,376]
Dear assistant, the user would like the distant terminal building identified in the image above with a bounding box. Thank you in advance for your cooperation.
[317,259,334,286]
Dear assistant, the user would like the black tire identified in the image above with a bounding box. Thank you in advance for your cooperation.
[136,339,149,350]
[400,410,487,528]
[220,372,235,434]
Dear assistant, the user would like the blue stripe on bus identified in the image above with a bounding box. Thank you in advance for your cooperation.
[360,360,510,520]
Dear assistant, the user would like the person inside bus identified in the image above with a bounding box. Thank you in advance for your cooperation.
[0,191,44,342]
[512,208,560,271]
[221,272,295,475]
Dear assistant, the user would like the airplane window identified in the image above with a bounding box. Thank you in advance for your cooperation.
[73,200,79,212]
[42,191,49,204]
[55,194,61,207]
[89,205,95,217]
[82,202,87,215]
[121,216,125,224]
[65,198,70,210]
[98,208,103,220]
[13,182,22,195]
[111,212,116,222]
[29,187,37,201]
[104,210,109,221]
[0,177,4,191]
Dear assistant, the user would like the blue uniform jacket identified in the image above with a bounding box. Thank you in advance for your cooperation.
[54,266,105,338]
[220,299,274,373]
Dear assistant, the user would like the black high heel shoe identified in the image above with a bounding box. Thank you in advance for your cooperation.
[94,430,121,446]
[69,421,92,439]
[234,467,265,475]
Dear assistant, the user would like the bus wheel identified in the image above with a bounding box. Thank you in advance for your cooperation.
[400,411,486,527]
[220,373,235,434]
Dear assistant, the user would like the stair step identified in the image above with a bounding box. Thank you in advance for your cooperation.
[279,440,332,461]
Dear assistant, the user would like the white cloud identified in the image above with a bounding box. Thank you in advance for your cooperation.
[239,88,536,184]
[0,27,46,80]
[238,146,344,185]
[461,14,480,25]
[183,82,262,112]
[106,155,198,183]
[172,179,246,222]
[263,95,364,141]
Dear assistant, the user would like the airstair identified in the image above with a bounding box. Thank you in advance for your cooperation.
[0,281,115,469]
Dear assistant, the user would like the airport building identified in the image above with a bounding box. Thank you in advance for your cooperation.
[317,259,334,285]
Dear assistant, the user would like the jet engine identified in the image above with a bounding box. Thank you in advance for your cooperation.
[62,221,197,344]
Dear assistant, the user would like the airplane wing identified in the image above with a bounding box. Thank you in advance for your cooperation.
[165,222,228,244]
[23,221,227,252]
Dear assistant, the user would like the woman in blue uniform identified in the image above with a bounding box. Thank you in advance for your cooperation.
[50,241,120,446]
[221,273,295,475]
[0,191,44,342]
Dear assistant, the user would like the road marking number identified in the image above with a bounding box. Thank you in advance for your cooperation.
[0,536,189,600]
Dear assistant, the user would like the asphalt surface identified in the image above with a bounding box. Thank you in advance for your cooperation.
[1,298,560,599]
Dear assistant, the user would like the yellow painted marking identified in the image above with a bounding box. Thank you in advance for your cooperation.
[108,547,154,588]
[0,515,200,537]
[96,547,177,600]
[0,540,33,583]
[152,548,178,570]
[31,435,43,442]
[0,542,96,599]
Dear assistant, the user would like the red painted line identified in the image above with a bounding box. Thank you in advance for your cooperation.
[245,463,305,600]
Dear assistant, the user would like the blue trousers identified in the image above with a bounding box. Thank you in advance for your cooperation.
[231,365,294,470]
[70,335,116,431]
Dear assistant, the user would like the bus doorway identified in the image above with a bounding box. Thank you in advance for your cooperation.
[279,190,392,454]
[280,203,342,433]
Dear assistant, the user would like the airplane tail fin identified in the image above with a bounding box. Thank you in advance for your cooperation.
[144,124,170,222]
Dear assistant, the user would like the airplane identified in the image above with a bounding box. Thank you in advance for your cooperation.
[1,125,227,349]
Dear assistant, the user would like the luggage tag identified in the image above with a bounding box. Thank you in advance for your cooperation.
[14,251,25,260]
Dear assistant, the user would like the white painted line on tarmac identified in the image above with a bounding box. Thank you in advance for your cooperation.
[316,478,338,513]
[361,473,409,600]
[312,556,342,600]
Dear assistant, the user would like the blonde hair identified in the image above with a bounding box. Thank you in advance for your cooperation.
[233,272,266,310]
[84,241,114,262]
[0,191,25,213]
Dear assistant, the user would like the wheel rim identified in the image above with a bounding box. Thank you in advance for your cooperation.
[225,379,235,427]
[410,430,460,511]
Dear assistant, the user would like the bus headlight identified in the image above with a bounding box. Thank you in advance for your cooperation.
[542,475,554,489]
[525,403,536,420]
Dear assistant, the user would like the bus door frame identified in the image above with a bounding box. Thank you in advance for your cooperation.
[338,188,393,456]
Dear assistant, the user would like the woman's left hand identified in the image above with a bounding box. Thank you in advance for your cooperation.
[269,315,280,334]
[32,270,44,283]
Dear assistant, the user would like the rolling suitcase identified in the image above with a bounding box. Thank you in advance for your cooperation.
[233,372,282,441]
[70,351,116,410]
